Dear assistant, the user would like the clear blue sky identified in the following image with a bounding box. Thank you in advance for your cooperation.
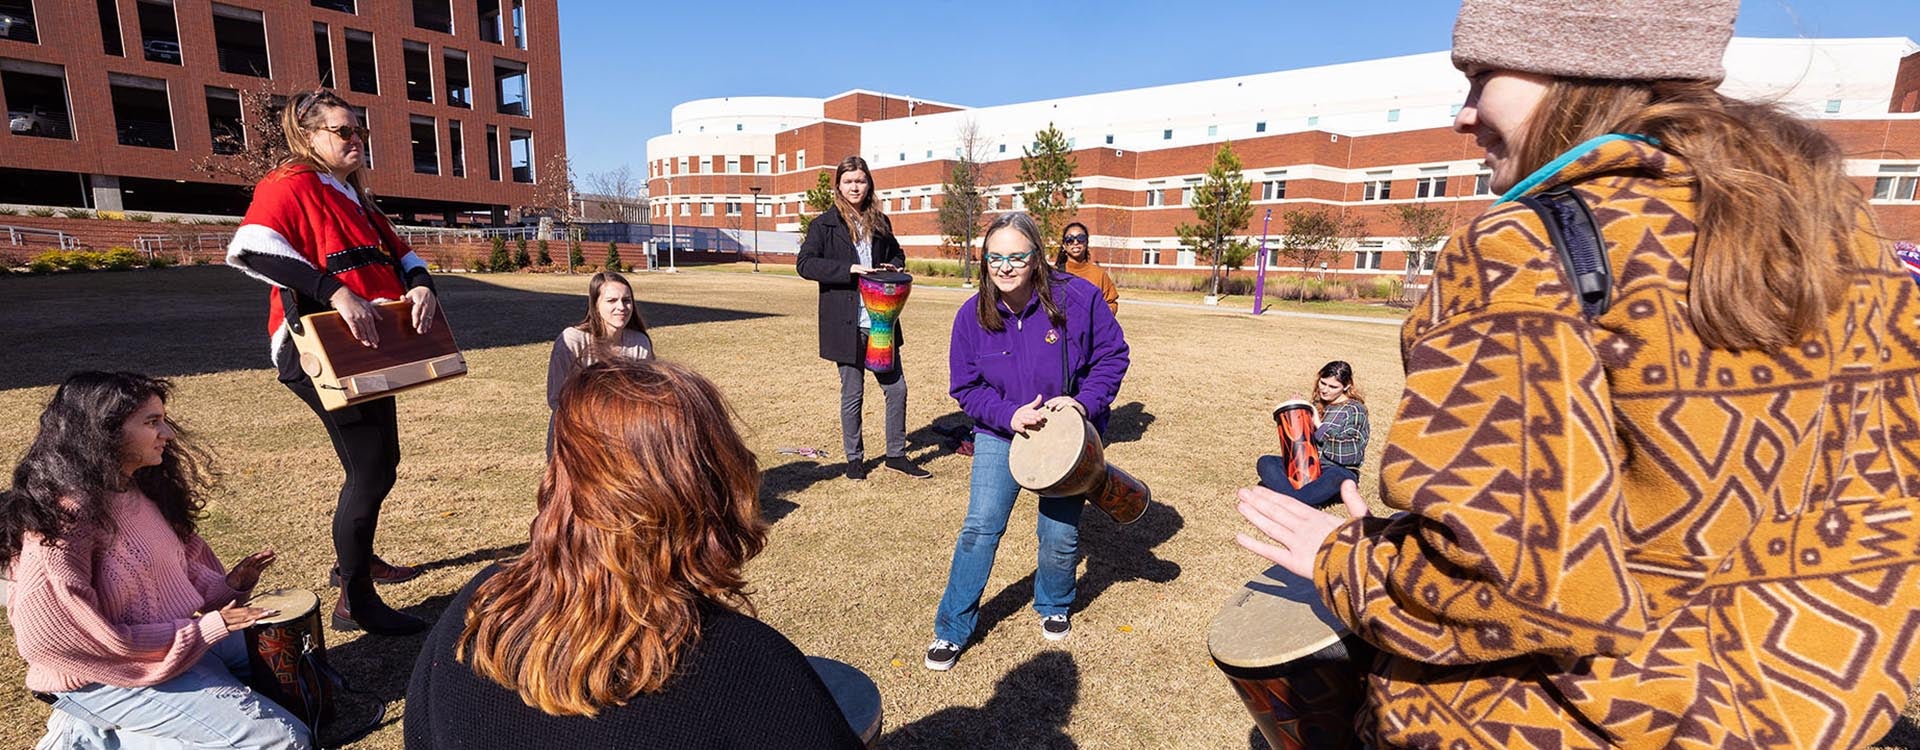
[555,1,1920,178]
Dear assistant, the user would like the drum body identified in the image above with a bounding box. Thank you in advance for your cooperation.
[1007,406,1150,525]
[807,656,882,748]
[857,271,913,372]
[242,588,335,729]
[1208,567,1372,750]
[1272,400,1322,490]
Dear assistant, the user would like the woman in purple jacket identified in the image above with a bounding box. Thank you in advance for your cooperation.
[925,212,1130,672]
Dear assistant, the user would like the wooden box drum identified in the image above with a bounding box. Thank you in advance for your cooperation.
[292,299,467,411]
[1271,400,1322,491]
[1208,567,1372,750]
[807,656,882,748]
[1007,405,1150,525]
[857,271,913,373]
[242,588,335,730]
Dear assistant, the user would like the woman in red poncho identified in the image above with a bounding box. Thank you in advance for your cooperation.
[224,89,434,636]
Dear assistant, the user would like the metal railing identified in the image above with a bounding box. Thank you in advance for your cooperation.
[135,232,234,259]
[3,225,78,250]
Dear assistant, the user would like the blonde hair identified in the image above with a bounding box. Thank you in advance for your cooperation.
[278,88,374,206]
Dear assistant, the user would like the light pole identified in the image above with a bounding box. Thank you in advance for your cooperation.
[664,174,675,272]
[748,185,762,273]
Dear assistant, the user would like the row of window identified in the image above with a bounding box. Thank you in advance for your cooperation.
[313,0,532,50]
[659,153,790,178]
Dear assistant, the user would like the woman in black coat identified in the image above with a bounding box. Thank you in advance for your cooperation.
[796,156,929,481]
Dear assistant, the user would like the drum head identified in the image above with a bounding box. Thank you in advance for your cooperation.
[1207,566,1348,670]
[1272,399,1315,419]
[807,656,882,744]
[1007,408,1100,492]
[245,588,320,625]
[862,270,912,286]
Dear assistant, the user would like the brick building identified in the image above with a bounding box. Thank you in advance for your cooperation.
[0,0,565,223]
[645,37,1920,279]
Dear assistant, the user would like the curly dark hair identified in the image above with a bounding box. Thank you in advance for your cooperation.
[0,372,215,569]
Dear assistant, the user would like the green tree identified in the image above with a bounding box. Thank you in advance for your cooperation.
[1390,202,1452,303]
[937,120,991,280]
[1174,143,1256,297]
[568,236,584,272]
[513,236,531,269]
[798,171,835,235]
[536,238,552,267]
[1277,207,1367,301]
[605,241,622,272]
[488,235,511,272]
[1018,123,1079,250]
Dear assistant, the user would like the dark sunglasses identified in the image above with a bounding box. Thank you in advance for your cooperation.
[315,124,369,141]
[1061,234,1089,245]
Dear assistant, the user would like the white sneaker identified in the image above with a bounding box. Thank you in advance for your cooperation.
[924,639,961,671]
[1041,614,1071,641]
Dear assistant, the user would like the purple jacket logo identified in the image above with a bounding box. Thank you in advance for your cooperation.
[1045,329,1059,344]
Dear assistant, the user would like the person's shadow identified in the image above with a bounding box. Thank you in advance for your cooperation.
[880,651,1079,749]
[972,501,1184,638]
[314,590,461,746]
[1102,401,1156,444]
[757,460,826,523]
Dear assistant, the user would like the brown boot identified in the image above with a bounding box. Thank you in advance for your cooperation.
[331,579,427,636]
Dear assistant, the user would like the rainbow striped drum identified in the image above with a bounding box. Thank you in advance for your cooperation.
[858,271,912,372]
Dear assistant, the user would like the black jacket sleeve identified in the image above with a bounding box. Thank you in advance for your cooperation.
[247,254,345,304]
[796,214,853,285]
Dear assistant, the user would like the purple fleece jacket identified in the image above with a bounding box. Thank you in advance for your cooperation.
[949,273,1130,440]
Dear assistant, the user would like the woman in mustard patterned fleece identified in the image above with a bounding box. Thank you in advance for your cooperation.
[1234,1,1920,748]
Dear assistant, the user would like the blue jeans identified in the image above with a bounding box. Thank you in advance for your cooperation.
[933,433,1085,645]
[1255,456,1358,507]
[38,636,311,750]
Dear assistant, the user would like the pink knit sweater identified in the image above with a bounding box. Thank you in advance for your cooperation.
[6,490,244,692]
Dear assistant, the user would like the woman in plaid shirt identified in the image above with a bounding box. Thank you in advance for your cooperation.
[1256,361,1368,508]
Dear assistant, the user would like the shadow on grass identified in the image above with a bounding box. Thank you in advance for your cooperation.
[971,501,1185,638]
[411,543,527,575]
[0,268,778,390]
[320,589,459,746]
[1103,401,1155,444]
[880,651,1079,749]
[758,460,822,523]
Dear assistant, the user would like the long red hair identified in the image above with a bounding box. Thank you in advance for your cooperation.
[456,359,766,716]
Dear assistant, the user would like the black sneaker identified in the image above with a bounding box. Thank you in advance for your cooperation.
[884,456,932,479]
[845,461,868,481]
[1041,614,1071,641]
[924,639,961,671]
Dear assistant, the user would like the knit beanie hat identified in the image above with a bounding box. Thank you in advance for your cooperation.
[1452,0,1739,82]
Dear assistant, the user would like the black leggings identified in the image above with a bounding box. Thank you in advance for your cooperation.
[284,377,400,581]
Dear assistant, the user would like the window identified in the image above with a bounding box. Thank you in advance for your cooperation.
[477,0,502,44]
[725,202,740,216]
[679,202,689,217]
[758,202,772,217]
[1824,99,1842,114]
[343,29,377,94]
[210,4,269,77]
[1177,249,1197,267]
[348,105,370,167]
[1142,247,1161,265]
[493,58,528,115]
[0,0,35,43]
[509,0,524,48]
[1162,129,1172,140]
[674,156,685,174]
[486,125,500,180]
[443,49,469,107]
[777,154,787,172]
[1104,134,1113,144]
[1450,103,1463,117]
[1146,183,1164,207]
[988,195,1000,210]
[137,0,182,65]
[1261,180,1287,201]
[897,152,905,162]
[1181,180,1199,206]
[920,195,931,211]
[1473,172,1492,196]
[1874,165,1920,201]
[701,202,714,216]
[1306,115,1319,127]
[109,73,174,149]
[412,0,451,33]
[755,157,769,174]
[1207,124,1218,137]
[312,24,334,88]
[725,156,739,173]
[310,0,354,12]
[796,150,805,169]
[1355,241,1384,270]
[1,59,72,139]
[448,120,464,177]
[1387,109,1400,123]
[998,144,1006,153]
[409,115,438,174]
[99,0,123,54]
[206,86,242,154]
[1255,121,1266,133]
[1362,171,1392,201]
[1414,168,1448,199]
[508,128,532,183]
[402,41,433,102]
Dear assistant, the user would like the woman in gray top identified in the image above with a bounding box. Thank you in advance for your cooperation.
[547,271,655,412]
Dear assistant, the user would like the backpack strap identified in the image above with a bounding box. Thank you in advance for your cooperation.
[1517,187,1612,318]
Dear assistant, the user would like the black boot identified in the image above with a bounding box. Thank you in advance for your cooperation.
[332,575,427,635]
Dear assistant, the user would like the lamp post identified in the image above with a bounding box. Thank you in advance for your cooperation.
[748,185,762,273]
[664,174,676,272]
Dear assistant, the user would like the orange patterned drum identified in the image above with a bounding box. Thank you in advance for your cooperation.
[1208,567,1371,750]
[1007,405,1150,524]
[1272,399,1321,491]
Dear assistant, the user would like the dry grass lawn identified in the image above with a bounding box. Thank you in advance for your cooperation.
[1,266,1916,749]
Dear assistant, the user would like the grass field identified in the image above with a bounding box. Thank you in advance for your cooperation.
[1,266,1916,749]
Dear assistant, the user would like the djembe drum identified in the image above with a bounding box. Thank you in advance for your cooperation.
[857,271,913,372]
[807,656,883,748]
[1008,404,1150,524]
[242,588,336,730]
[1271,400,1321,491]
[1208,566,1371,750]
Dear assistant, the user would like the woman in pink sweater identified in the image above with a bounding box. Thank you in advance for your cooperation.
[3,372,310,749]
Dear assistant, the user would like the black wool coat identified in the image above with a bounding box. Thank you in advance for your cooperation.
[795,206,907,365]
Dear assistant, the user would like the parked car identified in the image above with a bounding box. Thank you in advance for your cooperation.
[9,107,51,135]
[143,39,181,63]
[0,11,33,41]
